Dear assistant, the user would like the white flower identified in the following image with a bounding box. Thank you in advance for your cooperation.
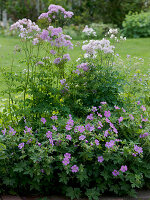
[82,25,97,37]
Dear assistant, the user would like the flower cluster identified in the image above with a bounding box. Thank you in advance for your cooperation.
[10,18,41,39]
[62,153,71,166]
[38,4,74,21]
[82,39,115,58]
[82,25,97,37]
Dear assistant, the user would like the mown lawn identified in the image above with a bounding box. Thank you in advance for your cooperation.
[0,36,150,95]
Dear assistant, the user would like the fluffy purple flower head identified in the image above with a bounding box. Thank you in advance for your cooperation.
[79,135,86,140]
[40,29,49,40]
[98,156,104,163]
[120,165,128,172]
[41,117,46,124]
[54,57,61,64]
[66,135,72,141]
[38,12,49,20]
[50,50,56,55]
[18,142,24,149]
[112,170,119,176]
[71,165,79,173]
[104,110,111,118]
[63,54,71,61]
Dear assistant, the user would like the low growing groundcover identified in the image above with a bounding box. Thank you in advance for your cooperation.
[0,4,150,200]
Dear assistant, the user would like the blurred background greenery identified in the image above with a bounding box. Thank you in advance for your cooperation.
[0,0,150,39]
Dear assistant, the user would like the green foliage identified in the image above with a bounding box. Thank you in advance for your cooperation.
[122,11,150,38]
[0,103,150,197]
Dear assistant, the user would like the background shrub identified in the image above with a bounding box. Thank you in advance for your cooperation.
[122,11,150,38]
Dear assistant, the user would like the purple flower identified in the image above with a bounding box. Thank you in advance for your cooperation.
[120,165,128,172]
[46,131,52,139]
[85,124,95,132]
[86,114,93,120]
[63,54,71,61]
[9,126,16,135]
[112,170,119,176]
[105,118,110,123]
[26,139,32,144]
[41,117,46,124]
[52,125,57,131]
[98,156,104,163]
[122,108,126,112]
[50,50,56,55]
[60,79,66,85]
[18,143,24,149]
[64,153,71,159]
[118,117,123,123]
[71,165,79,173]
[104,110,111,118]
[51,115,58,120]
[134,145,143,154]
[100,101,107,105]
[97,121,103,129]
[114,106,120,109]
[54,57,61,64]
[113,128,118,134]
[141,105,146,111]
[41,169,45,173]
[62,158,70,166]
[75,126,85,133]
[104,130,109,137]
[140,132,149,138]
[97,112,102,117]
[66,135,72,141]
[40,29,49,40]
[49,139,54,146]
[92,106,97,112]
[129,114,134,120]
[105,140,115,148]
[95,139,99,146]
[79,135,86,140]
[2,128,6,135]
[137,101,140,105]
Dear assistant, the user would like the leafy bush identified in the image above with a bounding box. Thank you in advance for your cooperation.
[0,4,150,198]
[0,103,150,198]
[122,11,150,38]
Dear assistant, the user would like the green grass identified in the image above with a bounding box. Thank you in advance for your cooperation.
[0,36,150,95]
